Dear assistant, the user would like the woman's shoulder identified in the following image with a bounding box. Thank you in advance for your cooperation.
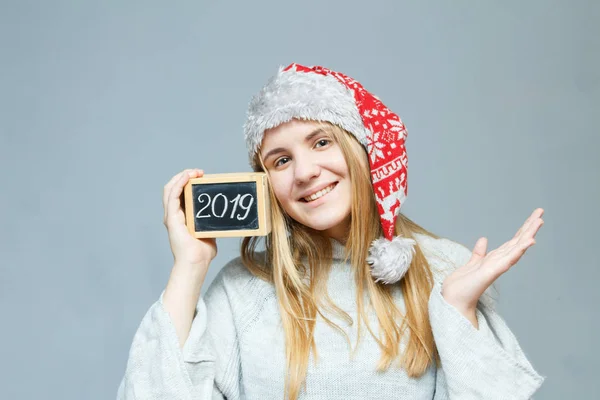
[206,250,274,299]
[412,233,473,283]
[413,233,472,267]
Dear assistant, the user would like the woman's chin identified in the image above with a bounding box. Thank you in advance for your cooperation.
[301,214,350,237]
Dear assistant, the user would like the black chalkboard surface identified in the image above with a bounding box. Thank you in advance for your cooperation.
[184,173,271,238]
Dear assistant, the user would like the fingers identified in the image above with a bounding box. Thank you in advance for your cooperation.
[513,209,544,248]
[163,169,204,224]
[493,209,544,271]
[472,209,544,280]
[513,208,544,240]
[163,169,189,211]
[517,214,544,247]
[470,237,488,263]
[163,169,198,208]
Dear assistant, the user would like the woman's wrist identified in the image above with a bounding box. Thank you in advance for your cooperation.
[445,298,479,329]
[168,261,209,293]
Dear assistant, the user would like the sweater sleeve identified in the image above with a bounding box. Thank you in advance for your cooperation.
[427,237,545,400]
[116,262,246,400]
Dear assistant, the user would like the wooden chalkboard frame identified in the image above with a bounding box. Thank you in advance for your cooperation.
[183,172,272,238]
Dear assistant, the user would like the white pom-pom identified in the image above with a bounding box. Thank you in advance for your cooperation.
[367,236,417,284]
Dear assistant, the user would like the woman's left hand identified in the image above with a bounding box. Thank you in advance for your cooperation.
[442,208,545,327]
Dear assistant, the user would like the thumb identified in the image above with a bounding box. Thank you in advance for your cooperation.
[470,237,488,263]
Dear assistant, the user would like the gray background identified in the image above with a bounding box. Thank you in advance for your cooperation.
[1,0,598,398]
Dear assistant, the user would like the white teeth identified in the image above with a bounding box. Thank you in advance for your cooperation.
[303,184,336,202]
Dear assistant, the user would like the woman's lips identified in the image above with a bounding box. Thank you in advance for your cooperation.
[301,182,338,203]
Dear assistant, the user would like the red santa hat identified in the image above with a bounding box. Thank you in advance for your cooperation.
[244,63,416,284]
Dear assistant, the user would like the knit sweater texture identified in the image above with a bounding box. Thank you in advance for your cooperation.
[117,233,544,399]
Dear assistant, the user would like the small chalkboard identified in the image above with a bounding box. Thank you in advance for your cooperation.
[184,173,271,238]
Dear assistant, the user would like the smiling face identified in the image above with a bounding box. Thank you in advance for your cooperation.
[260,119,352,242]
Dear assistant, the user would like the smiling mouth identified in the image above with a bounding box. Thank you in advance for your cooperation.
[301,183,338,202]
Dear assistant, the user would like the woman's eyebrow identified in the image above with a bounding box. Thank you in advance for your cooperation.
[262,128,326,162]
[304,128,325,143]
[262,146,286,163]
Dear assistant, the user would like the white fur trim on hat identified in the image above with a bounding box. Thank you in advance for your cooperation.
[244,65,370,169]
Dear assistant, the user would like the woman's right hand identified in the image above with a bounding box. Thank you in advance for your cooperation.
[163,168,218,267]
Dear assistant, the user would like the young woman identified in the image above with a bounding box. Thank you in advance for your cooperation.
[117,64,545,399]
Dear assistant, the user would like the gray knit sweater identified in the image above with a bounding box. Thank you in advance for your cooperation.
[117,233,544,399]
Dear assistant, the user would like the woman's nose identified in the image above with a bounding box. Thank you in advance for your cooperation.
[294,156,320,184]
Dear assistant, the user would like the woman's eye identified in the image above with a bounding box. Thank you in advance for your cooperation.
[315,139,331,148]
[275,157,290,167]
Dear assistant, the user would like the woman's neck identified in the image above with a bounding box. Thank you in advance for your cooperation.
[323,216,350,244]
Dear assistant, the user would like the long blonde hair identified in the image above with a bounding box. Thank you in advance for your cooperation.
[241,122,440,400]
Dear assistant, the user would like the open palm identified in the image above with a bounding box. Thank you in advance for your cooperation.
[442,208,545,312]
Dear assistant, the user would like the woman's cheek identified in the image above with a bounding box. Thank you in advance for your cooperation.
[271,178,291,204]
